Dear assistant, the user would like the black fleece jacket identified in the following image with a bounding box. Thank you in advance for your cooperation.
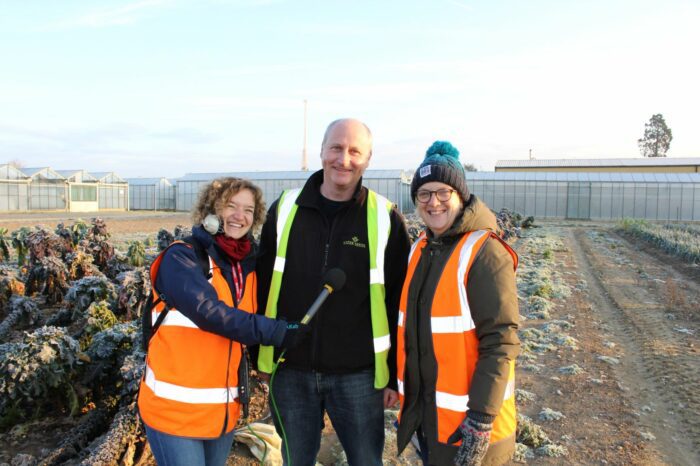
[255,170,410,389]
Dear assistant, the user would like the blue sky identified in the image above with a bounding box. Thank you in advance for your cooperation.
[1,0,698,178]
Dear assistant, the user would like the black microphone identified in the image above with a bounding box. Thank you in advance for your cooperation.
[300,268,346,325]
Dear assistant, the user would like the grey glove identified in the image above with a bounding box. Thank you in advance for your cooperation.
[447,411,494,466]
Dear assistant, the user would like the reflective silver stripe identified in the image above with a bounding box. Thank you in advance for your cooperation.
[369,267,383,285]
[397,378,404,395]
[207,257,214,283]
[435,390,469,413]
[373,334,391,353]
[407,234,425,263]
[273,256,285,273]
[145,365,238,404]
[431,315,467,333]
[504,378,515,400]
[398,310,405,327]
[152,310,198,329]
[374,193,392,283]
[275,188,302,248]
[455,231,489,333]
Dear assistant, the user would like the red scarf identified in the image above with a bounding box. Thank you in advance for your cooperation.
[214,234,251,261]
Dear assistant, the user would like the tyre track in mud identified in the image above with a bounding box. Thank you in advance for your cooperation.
[571,228,700,466]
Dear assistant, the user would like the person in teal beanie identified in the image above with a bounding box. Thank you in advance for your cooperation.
[397,141,520,466]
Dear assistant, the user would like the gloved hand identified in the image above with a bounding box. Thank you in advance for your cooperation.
[447,411,494,466]
[279,321,311,350]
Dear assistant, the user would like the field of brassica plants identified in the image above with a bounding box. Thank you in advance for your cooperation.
[617,218,700,264]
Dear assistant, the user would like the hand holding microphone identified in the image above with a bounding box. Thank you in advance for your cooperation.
[278,268,346,350]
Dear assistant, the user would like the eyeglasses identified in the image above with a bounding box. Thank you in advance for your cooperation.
[416,188,456,203]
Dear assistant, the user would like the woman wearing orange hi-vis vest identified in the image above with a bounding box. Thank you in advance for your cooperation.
[396,142,520,466]
[138,178,309,466]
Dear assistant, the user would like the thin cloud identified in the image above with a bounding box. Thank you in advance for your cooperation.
[52,0,175,29]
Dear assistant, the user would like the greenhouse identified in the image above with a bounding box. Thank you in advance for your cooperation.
[0,165,129,212]
[126,177,176,211]
[175,169,413,213]
[466,172,700,221]
[91,172,129,211]
[0,164,30,211]
[23,167,70,211]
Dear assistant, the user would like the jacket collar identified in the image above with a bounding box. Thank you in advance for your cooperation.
[297,169,367,209]
[191,225,257,273]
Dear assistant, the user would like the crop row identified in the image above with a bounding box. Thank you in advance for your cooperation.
[618,219,700,264]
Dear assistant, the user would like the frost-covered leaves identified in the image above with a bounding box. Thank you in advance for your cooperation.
[618,219,700,264]
[517,413,568,458]
[116,268,151,320]
[173,225,191,240]
[27,227,70,264]
[81,218,114,271]
[11,227,32,266]
[85,322,138,363]
[0,266,25,315]
[0,296,42,340]
[65,276,117,316]
[82,322,139,399]
[401,213,425,243]
[70,219,92,245]
[119,350,145,397]
[0,227,11,262]
[37,406,110,466]
[0,326,81,419]
[156,225,191,250]
[126,241,146,267]
[79,402,147,466]
[82,301,118,349]
[496,208,534,240]
[156,229,174,251]
[65,250,101,280]
[25,256,70,305]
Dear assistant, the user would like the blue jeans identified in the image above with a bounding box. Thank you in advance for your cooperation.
[144,423,235,466]
[270,367,384,466]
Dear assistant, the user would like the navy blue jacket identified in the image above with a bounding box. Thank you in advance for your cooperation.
[155,226,287,346]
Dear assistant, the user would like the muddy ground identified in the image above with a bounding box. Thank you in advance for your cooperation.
[0,213,697,465]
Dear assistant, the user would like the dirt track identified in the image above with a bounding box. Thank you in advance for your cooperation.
[515,225,699,465]
[574,228,700,465]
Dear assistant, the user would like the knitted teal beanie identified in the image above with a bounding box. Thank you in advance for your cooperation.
[411,141,470,203]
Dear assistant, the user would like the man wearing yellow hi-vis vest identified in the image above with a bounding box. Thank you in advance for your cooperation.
[255,118,410,466]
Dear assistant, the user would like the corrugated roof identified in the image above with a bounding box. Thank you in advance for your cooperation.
[0,164,30,180]
[56,170,98,182]
[178,169,407,182]
[91,171,127,183]
[22,167,66,180]
[496,157,700,168]
[464,172,700,183]
[125,177,173,186]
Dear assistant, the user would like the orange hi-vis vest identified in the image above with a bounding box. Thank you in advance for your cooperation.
[138,243,256,438]
[397,230,518,446]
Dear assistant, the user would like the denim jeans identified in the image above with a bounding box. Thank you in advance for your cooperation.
[270,367,384,466]
[144,423,235,466]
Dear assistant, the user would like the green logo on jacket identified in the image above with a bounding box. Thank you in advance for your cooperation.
[343,236,367,249]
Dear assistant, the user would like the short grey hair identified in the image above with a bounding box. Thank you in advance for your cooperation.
[321,118,373,149]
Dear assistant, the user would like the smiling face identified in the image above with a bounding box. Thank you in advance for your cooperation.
[320,119,372,200]
[415,181,463,237]
[219,188,255,239]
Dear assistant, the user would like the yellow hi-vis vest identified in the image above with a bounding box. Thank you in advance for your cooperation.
[257,188,394,388]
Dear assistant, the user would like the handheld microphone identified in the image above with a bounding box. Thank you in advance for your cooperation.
[300,268,346,325]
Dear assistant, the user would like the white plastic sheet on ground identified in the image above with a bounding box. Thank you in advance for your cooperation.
[234,422,283,465]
